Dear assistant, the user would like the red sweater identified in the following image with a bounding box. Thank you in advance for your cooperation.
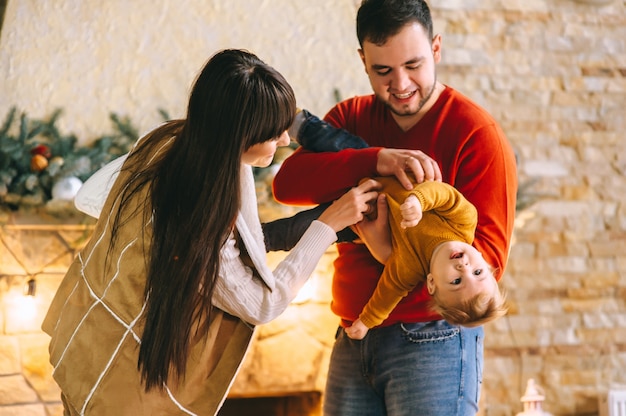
[273,86,518,326]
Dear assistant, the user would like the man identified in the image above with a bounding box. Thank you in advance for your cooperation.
[273,0,518,414]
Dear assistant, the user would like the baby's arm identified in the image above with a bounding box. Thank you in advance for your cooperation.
[412,181,477,229]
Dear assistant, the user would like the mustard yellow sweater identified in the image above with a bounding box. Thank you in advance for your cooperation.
[359,180,477,328]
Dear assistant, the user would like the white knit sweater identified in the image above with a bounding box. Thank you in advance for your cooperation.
[75,154,337,326]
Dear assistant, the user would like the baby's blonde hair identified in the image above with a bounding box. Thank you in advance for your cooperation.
[430,286,508,327]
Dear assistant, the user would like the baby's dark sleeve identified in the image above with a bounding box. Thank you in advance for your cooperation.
[262,202,357,252]
[295,109,369,152]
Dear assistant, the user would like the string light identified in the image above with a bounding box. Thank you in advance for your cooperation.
[24,278,37,297]
[3,278,39,331]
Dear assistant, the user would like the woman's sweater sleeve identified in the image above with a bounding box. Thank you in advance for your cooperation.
[212,220,337,325]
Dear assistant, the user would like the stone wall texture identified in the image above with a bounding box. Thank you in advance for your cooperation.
[1,0,626,415]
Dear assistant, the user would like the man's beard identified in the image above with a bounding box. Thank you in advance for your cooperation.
[383,76,437,118]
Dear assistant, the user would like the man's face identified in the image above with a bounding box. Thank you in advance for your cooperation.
[359,22,441,130]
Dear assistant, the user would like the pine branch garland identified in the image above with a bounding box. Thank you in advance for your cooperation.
[0,107,161,212]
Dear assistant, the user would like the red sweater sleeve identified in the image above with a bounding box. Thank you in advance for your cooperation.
[272,147,380,205]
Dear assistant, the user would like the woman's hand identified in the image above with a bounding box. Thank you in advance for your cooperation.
[317,179,381,232]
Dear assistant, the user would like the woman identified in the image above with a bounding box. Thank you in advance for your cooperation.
[42,49,379,415]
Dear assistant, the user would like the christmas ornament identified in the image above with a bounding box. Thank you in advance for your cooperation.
[30,144,52,158]
[47,156,65,176]
[51,176,84,201]
[30,154,49,172]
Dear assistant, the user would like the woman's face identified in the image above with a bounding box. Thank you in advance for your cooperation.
[241,130,290,167]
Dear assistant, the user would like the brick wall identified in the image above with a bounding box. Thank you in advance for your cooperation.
[432,1,626,415]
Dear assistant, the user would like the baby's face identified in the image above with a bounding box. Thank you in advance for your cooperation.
[427,241,496,305]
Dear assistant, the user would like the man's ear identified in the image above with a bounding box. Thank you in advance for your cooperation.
[432,34,442,64]
[358,48,367,73]
[426,273,436,295]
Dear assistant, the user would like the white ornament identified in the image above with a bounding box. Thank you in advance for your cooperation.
[52,176,84,201]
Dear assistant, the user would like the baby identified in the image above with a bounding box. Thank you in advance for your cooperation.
[347,176,506,339]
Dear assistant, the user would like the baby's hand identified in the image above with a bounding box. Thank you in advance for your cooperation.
[400,194,423,229]
[345,319,369,340]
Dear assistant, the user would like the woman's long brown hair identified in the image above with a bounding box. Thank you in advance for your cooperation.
[109,49,295,391]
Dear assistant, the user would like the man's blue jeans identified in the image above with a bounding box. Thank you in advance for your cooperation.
[323,320,484,416]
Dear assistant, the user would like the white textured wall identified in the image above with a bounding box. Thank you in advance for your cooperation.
[0,0,370,143]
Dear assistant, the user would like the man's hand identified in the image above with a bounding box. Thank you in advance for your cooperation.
[352,193,392,264]
[376,148,442,190]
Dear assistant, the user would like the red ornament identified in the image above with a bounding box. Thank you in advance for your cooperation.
[30,144,52,158]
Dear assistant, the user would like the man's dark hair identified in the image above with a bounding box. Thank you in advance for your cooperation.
[356,0,434,47]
